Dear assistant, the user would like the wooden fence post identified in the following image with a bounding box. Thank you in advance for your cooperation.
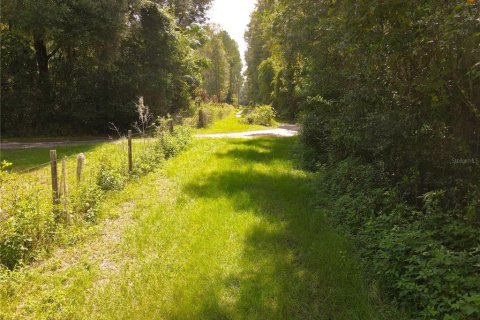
[128,130,133,173]
[76,153,85,184]
[175,115,183,125]
[168,119,174,133]
[50,150,59,204]
[198,109,205,128]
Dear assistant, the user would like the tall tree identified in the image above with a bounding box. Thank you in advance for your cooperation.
[198,26,242,103]
[1,0,213,135]
[219,31,243,104]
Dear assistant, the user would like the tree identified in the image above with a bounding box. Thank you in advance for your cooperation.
[198,26,242,103]
[1,0,214,135]
[219,31,243,104]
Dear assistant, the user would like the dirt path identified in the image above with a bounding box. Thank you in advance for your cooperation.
[0,139,112,150]
[1,124,299,150]
[195,124,299,138]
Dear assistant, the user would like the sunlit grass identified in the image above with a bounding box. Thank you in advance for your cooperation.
[0,138,401,319]
[195,111,275,134]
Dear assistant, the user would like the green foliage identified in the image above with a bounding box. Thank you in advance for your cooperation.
[96,164,127,192]
[198,27,242,103]
[0,127,193,270]
[0,171,54,269]
[245,105,276,127]
[71,184,104,223]
[320,158,480,319]
[246,0,480,318]
[159,125,193,159]
[193,103,233,128]
[0,0,214,136]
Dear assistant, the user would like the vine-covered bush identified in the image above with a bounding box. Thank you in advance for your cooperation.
[317,157,480,319]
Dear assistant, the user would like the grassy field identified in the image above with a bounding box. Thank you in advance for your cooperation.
[0,137,400,319]
[195,111,275,134]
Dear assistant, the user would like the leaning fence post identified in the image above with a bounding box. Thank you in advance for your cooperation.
[50,150,59,204]
[76,153,85,184]
[128,130,133,173]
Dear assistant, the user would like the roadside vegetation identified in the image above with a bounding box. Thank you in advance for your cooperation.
[246,1,480,318]
[0,126,192,270]
[194,104,276,134]
[0,138,402,320]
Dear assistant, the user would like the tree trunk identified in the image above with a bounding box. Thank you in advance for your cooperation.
[33,33,49,79]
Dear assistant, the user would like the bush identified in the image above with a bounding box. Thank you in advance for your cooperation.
[0,163,55,269]
[317,158,480,319]
[71,184,104,223]
[245,105,275,126]
[159,125,193,159]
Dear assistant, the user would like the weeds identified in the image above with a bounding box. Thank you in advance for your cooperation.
[0,127,192,269]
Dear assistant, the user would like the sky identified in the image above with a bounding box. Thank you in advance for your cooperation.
[206,0,257,68]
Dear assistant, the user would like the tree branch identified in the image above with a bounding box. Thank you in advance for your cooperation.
[47,46,61,60]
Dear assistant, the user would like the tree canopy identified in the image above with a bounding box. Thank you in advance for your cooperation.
[1,0,218,136]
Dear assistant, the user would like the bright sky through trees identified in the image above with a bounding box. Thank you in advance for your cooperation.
[207,0,256,67]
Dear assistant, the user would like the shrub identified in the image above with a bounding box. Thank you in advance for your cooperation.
[245,105,275,126]
[71,184,104,223]
[160,125,193,159]
[96,163,127,191]
[317,158,480,319]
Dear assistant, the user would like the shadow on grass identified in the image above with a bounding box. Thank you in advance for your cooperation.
[182,138,392,320]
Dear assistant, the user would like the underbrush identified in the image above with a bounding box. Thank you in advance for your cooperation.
[300,135,480,320]
[309,158,480,320]
[183,102,234,128]
[299,93,480,319]
[243,105,276,126]
[0,126,192,270]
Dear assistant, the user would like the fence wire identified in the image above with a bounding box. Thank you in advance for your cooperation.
[0,135,160,224]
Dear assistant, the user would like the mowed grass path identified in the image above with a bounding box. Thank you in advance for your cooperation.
[1,138,398,319]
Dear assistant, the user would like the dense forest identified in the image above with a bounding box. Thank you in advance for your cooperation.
[245,0,480,318]
[1,0,241,136]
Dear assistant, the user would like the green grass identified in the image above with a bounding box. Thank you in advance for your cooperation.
[195,111,275,134]
[0,137,401,319]
[0,143,101,170]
